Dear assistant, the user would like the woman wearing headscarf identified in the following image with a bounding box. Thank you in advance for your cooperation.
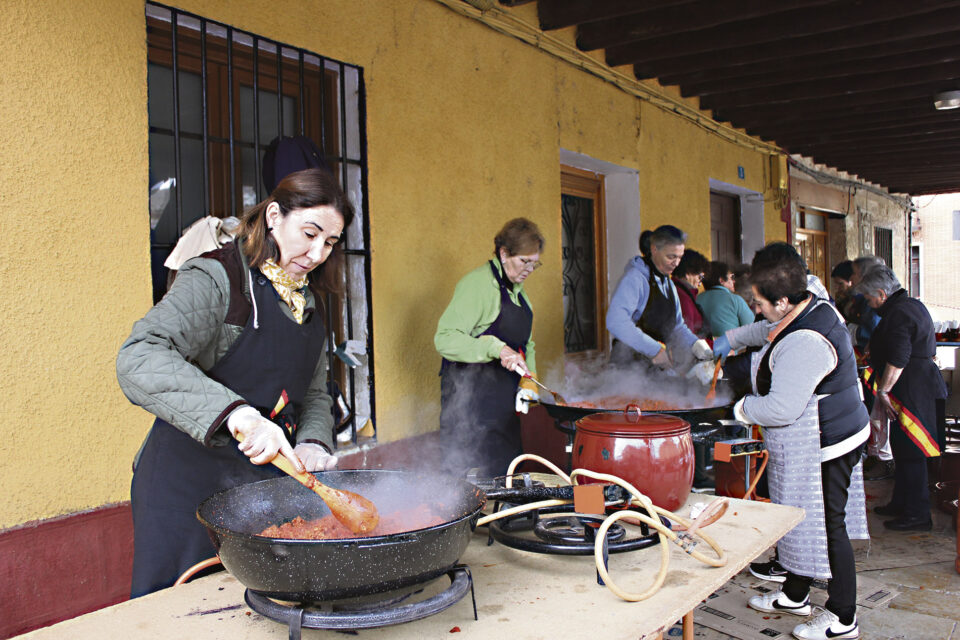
[434,218,543,476]
[117,168,351,597]
[858,265,947,531]
[723,242,869,640]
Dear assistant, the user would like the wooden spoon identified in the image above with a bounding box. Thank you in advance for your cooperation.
[235,433,379,534]
[704,358,724,404]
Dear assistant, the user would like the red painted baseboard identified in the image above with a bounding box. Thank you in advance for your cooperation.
[0,503,134,639]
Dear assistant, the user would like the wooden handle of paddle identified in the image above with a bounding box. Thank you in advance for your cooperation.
[233,432,316,490]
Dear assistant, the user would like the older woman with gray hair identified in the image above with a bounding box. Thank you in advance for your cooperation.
[858,266,947,531]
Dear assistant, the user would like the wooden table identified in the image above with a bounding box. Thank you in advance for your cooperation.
[17,496,803,640]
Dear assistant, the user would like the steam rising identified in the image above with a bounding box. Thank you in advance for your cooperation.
[544,352,733,409]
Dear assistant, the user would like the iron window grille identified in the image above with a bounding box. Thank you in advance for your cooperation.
[145,2,375,444]
[874,227,893,271]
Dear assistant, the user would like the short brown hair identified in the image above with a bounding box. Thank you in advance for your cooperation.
[750,242,808,304]
[239,168,355,297]
[494,218,544,257]
[703,261,730,289]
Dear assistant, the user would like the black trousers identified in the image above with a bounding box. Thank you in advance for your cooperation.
[888,451,930,521]
[783,445,863,625]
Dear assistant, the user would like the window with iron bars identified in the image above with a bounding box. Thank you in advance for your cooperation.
[873,227,893,272]
[145,2,375,444]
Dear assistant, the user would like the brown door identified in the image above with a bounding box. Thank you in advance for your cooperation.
[710,192,741,264]
[795,208,828,285]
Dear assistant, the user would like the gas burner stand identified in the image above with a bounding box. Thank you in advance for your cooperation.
[244,565,476,640]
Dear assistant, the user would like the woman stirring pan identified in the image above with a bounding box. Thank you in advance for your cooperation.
[723,242,869,640]
[434,218,543,476]
[117,168,352,597]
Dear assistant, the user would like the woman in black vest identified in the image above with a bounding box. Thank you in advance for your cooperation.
[118,169,352,597]
[435,219,544,477]
[726,243,869,640]
[858,265,947,531]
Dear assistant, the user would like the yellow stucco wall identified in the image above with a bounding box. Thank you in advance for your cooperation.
[0,0,782,529]
[0,0,151,529]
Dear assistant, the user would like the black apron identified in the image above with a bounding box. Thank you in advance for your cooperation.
[130,268,326,597]
[439,261,533,477]
[610,257,678,365]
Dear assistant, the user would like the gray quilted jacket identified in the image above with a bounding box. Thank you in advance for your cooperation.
[116,246,334,451]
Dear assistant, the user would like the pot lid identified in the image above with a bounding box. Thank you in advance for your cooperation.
[575,407,689,437]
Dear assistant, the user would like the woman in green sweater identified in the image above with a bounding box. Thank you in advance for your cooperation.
[697,260,755,338]
[434,218,543,476]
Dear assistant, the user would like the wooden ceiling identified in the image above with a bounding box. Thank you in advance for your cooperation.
[503,0,960,195]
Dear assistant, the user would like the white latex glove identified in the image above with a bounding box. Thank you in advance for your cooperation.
[294,443,339,472]
[733,397,751,425]
[334,339,366,368]
[500,346,529,375]
[691,339,713,361]
[515,388,538,414]
[227,406,303,472]
[686,360,718,386]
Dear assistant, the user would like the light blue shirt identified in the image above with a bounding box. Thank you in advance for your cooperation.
[605,256,697,357]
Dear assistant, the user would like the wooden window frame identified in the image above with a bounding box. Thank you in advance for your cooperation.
[560,165,608,359]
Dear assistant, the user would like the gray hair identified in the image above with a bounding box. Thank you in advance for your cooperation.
[853,255,884,277]
[855,265,901,297]
[650,225,687,250]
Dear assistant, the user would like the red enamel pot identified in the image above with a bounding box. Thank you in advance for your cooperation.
[572,406,694,511]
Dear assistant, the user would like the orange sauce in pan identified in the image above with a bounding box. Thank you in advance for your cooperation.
[258,503,447,540]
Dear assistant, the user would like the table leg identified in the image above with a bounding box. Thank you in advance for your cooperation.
[683,610,694,640]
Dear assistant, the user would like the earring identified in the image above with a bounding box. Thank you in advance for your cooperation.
[267,226,273,232]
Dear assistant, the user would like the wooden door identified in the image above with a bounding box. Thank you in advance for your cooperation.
[795,208,828,285]
[710,192,741,264]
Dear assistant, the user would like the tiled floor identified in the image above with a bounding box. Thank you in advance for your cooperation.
[684,474,960,640]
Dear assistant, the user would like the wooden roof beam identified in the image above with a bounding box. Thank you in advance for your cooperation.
[713,83,953,128]
[575,0,831,51]
[699,63,960,111]
[660,32,960,88]
[679,45,960,98]
[772,118,960,148]
[790,134,960,157]
[623,6,960,75]
[749,107,958,140]
[536,0,696,31]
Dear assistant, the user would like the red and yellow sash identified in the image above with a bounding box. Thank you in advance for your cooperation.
[862,366,940,457]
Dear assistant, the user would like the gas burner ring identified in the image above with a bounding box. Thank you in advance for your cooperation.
[534,514,626,545]
[244,566,475,637]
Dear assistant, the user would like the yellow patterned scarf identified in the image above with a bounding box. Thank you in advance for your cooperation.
[260,260,308,324]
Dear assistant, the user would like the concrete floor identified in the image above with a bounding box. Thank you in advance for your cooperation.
[676,475,960,640]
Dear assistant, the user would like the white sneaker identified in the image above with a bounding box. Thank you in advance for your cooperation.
[748,590,811,617]
[793,610,859,639]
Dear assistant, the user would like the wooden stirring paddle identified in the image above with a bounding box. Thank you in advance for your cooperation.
[235,433,379,534]
[704,358,724,404]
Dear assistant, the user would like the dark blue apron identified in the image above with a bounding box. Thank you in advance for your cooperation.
[439,261,533,477]
[130,268,326,597]
[610,257,678,365]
